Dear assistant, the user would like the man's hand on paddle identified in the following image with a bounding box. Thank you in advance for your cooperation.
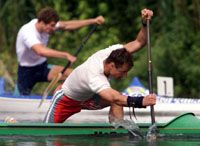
[94,16,105,25]
[141,8,153,23]
[142,94,156,106]
[66,53,77,64]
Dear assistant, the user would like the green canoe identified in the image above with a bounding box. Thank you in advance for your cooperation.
[0,122,128,136]
[139,112,200,137]
[0,112,200,137]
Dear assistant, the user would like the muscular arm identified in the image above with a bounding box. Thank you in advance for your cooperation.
[123,26,147,54]
[98,88,156,107]
[58,16,105,31]
[32,44,76,62]
[98,88,128,106]
[123,8,153,54]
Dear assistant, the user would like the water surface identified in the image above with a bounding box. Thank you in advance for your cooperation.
[0,135,200,146]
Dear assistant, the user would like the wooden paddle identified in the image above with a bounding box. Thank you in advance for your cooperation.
[146,19,155,124]
[38,25,97,108]
[146,18,158,141]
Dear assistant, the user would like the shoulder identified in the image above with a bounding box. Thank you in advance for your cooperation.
[93,44,124,57]
[104,44,124,52]
[19,19,37,32]
[18,19,39,39]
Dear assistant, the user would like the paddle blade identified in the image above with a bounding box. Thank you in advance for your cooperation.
[38,73,62,108]
[146,123,158,141]
[38,92,48,108]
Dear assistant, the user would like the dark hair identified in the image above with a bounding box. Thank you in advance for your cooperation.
[105,48,133,69]
[37,7,59,24]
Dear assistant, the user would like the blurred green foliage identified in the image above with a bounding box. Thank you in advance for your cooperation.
[0,0,200,98]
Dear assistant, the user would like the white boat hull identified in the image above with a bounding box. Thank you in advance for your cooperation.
[0,95,200,123]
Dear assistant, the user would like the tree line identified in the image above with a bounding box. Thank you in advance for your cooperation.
[0,0,200,98]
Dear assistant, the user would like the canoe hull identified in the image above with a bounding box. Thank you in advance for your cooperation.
[0,122,128,136]
[0,113,200,137]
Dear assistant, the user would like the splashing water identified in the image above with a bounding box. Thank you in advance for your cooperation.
[111,119,143,138]
[146,123,158,141]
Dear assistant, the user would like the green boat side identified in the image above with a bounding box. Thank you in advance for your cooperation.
[0,113,200,136]
[0,122,128,136]
[139,112,200,135]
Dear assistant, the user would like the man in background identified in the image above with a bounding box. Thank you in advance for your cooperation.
[16,7,105,95]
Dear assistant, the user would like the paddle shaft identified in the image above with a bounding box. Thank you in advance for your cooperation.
[147,19,155,124]
[61,25,97,74]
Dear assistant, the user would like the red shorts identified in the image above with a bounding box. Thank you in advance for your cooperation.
[44,85,107,123]
[44,89,81,123]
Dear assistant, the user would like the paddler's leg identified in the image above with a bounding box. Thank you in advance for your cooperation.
[81,94,110,110]
[108,103,124,123]
[17,61,50,95]
[44,88,81,123]
[81,94,124,122]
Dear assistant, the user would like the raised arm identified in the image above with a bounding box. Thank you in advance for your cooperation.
[57,16,105,30]
[124,8,153,54]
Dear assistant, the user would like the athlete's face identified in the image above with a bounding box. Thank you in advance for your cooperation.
[43,21,56,34]
[110,63,131,80]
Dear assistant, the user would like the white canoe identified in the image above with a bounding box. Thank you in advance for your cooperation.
[0,94,200,123]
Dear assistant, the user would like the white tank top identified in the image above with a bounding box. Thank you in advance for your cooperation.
[62,44,124,101]
[16,19,48,66]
